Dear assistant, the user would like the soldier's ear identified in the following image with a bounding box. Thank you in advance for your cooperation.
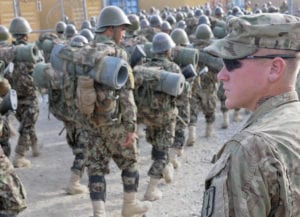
[268,57,286,83]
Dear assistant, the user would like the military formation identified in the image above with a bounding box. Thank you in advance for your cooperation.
[0,1,299,217]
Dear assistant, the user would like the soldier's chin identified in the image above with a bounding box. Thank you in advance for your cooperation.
[225,100,237,110]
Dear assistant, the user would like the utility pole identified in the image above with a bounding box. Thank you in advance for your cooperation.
[288,0,293,15]
[59,0,65,21]
[82,0,88,20]
[13,0,20,17]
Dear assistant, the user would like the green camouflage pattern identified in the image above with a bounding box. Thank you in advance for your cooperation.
[9,40,40,156]
[0,146,27,215]
[189,41,218,126]
[205,13,300,59]
[134,55,179,178]
[202,91,300,217]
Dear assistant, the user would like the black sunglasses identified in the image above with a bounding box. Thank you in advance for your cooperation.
[223,54,297,72]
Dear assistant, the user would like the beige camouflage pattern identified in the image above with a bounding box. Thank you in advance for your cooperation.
[202,91,300,217]
[205,13,300,59]
[0,146,27,215]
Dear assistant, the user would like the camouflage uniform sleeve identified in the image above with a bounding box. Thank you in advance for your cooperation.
[202,133,281,217]
[119,86,137,133]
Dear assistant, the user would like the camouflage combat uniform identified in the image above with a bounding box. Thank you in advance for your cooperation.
[201,13,300,217]
[201,92,300,217]
[84,34,140,201]
[191,40,218,130]
[0,146,27,216]
[134,55,180,179]
[10,39,39,158]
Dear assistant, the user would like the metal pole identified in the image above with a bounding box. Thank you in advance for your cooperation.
[82,0,88,20]
[13,0,19,17]
[288,0,293,15]
[59,0,65,21]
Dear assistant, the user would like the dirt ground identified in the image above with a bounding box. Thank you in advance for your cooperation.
[9,97,249,217]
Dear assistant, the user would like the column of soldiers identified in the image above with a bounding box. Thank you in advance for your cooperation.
[0,1,293,217]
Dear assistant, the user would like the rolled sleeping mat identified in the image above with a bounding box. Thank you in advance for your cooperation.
[0,89,17,115]
[156,71,185,96]
[32,62,52,88]
[15,43,40,63]
[198,51,223,73]
[50,44,82,75]
[172,46,199,67]
[182,64,197,79]
[130,44,146,68]
[134,66,185,96]
[89,56,129,89]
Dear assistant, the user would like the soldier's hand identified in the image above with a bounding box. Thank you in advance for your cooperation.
[122,132,135,148]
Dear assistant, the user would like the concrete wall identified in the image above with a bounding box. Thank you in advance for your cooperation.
[139,0,208,11]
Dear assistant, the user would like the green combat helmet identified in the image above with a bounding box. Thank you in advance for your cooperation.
[151,32,175,54]
[150,15,162,28]
[55,21,67,34]
[64,24,78,39]
[9,17,32,36]
[161,21,172,33]
[0,25,10,42]
[80,28,94,42]
[170,28,190,46]
[127,14,140,32]
[81,20,92,30]
[195,24,214,40]
[198,15,211,26]
[212,25,227,39]
[95,6,131,33]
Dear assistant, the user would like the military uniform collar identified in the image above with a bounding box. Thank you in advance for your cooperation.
[243,91,299,129]
[94,34,116,45]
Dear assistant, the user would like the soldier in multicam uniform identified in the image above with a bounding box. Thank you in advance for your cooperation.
[201,13,300,217]
[134,32,180,201]
[83,6,152,217]
[6,17,41,168]
[187,24,218,146]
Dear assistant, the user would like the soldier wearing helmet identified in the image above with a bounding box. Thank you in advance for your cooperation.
[7,17,42,168]
[64,24,78,40]
[185,9,199,35]
[169,27,193,170]
[134,32,182,201]
[0,25,10,45]
[79,28,94,42]
[142,14,162,42]
[161,21,172,34]
[55,21,67,40]
[121,14,148,66]
[86,6,152,217]
[188,23,219,142]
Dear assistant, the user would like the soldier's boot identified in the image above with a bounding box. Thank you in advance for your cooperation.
[31,143,41,157]
[233,110,242,122]
[122,192,152,217]
[92,200,106,217]
[205,123,214,138]
[221,112,229,129]
[162,163,174,183]
[186,126,196,146]
[66,173,88,195]
[169,148,182,169]
[13,153,31,168]
[144,178,162,201]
